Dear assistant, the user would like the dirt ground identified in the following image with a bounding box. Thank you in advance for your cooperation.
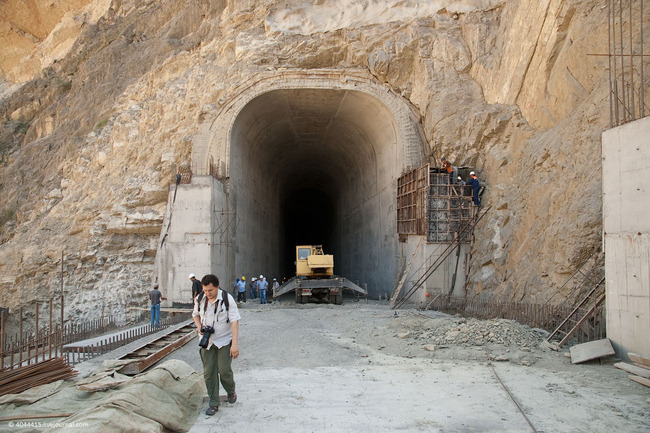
[159,299,649,433]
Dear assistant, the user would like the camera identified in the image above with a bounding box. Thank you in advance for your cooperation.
[199,325,215,348]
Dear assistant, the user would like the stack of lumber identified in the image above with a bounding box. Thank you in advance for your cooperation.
[0,357,78,396]
[614,352,650,388]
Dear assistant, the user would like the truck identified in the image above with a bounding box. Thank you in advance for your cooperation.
[273,245,368,304]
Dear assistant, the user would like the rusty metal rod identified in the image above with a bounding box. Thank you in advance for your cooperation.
[629,0,635,118]
[0,309,5,372]
[641,0,645,117]
[19,308,23,366]
[619,0,626,123]
[49,299,53,359]
[608,0,614,127]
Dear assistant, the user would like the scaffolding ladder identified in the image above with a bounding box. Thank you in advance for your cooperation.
[546,276,606,347]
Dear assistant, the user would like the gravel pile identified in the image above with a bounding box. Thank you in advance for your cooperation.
[392,315,551,350]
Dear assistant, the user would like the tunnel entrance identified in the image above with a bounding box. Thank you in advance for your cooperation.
[180,70,427,298]
[156,71,427,301]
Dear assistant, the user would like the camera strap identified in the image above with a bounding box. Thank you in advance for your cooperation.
[200,292,230,326]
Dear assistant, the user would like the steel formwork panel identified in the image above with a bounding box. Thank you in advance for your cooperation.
[397,167,475,243]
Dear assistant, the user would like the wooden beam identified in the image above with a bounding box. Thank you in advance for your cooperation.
[614,362,650,378]
[569,339,615,364]
[628,352,650,368]
[629,375,650,388]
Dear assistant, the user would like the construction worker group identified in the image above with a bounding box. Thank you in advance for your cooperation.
[231,275,280,304]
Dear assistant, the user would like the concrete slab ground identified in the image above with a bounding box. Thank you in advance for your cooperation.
[158,300,649,433]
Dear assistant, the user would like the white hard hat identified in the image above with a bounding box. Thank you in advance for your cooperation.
[470,171,476,175]
[259,275,263,279]
[189,273,195,279]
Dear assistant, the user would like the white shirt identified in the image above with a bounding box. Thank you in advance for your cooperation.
[192,290,240,349]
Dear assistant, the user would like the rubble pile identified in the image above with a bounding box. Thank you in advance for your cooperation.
[393,315,550,350]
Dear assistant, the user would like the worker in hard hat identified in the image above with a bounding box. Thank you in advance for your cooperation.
[467,171,481,206]
[249,277,257,299]
[190,273,203,301]
[236,277,246,303]
[256,275,268,304]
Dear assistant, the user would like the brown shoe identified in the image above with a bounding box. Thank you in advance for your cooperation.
[205,406,219,415]
[227,391,237,404]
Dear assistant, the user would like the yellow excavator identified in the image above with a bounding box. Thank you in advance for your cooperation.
[273,245,367,304]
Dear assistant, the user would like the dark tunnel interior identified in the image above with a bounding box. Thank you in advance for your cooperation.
[228,86,413,295]
[279,185,337,276]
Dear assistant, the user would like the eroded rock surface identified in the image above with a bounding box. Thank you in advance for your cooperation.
[0,0,614,329]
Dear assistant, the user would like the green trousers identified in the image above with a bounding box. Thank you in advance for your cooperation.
[199,342,235,407]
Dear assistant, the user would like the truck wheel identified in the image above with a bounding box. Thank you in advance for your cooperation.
[330,293,342,305]
[295,290,300,303]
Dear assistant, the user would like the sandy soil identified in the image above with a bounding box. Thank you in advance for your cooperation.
[160,299,650,433]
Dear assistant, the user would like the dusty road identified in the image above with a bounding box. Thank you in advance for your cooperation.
[164,300,649,433]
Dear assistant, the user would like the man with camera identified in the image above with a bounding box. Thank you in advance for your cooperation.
[192,274,240,416]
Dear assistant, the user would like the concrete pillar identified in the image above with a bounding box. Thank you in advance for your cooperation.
[602,116,650,359]
[154,176,229,303]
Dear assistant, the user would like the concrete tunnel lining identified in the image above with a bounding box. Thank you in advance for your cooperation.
[229,86,419,297]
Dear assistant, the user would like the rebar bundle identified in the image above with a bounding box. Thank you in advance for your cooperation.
[0,357,77,397]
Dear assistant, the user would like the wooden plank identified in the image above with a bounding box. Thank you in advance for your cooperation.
[570,339,615,364]
[628,352,650,368]
[628,375,650,388]
[614,362,650,378]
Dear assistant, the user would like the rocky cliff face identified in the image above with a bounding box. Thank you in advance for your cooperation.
[0,0,615,328]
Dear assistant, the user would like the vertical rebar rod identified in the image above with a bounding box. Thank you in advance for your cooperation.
[35,301,39,363]
[60,292,64,332]
[619,0,627,122]
[608,0,614,127]
[0,309,4,371]
[61,250,64,302]
[27,335,31,365]
[49,299,53,359]
[629,0,635,118]
[612,0,620,125]
[641,0,645,117]
[19,307,23,366]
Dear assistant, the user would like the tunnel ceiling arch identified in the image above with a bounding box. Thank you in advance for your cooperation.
[231,88,391,198]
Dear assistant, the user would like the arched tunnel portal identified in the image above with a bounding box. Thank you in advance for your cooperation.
[143,71,432,302]
[225,82,426,298]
